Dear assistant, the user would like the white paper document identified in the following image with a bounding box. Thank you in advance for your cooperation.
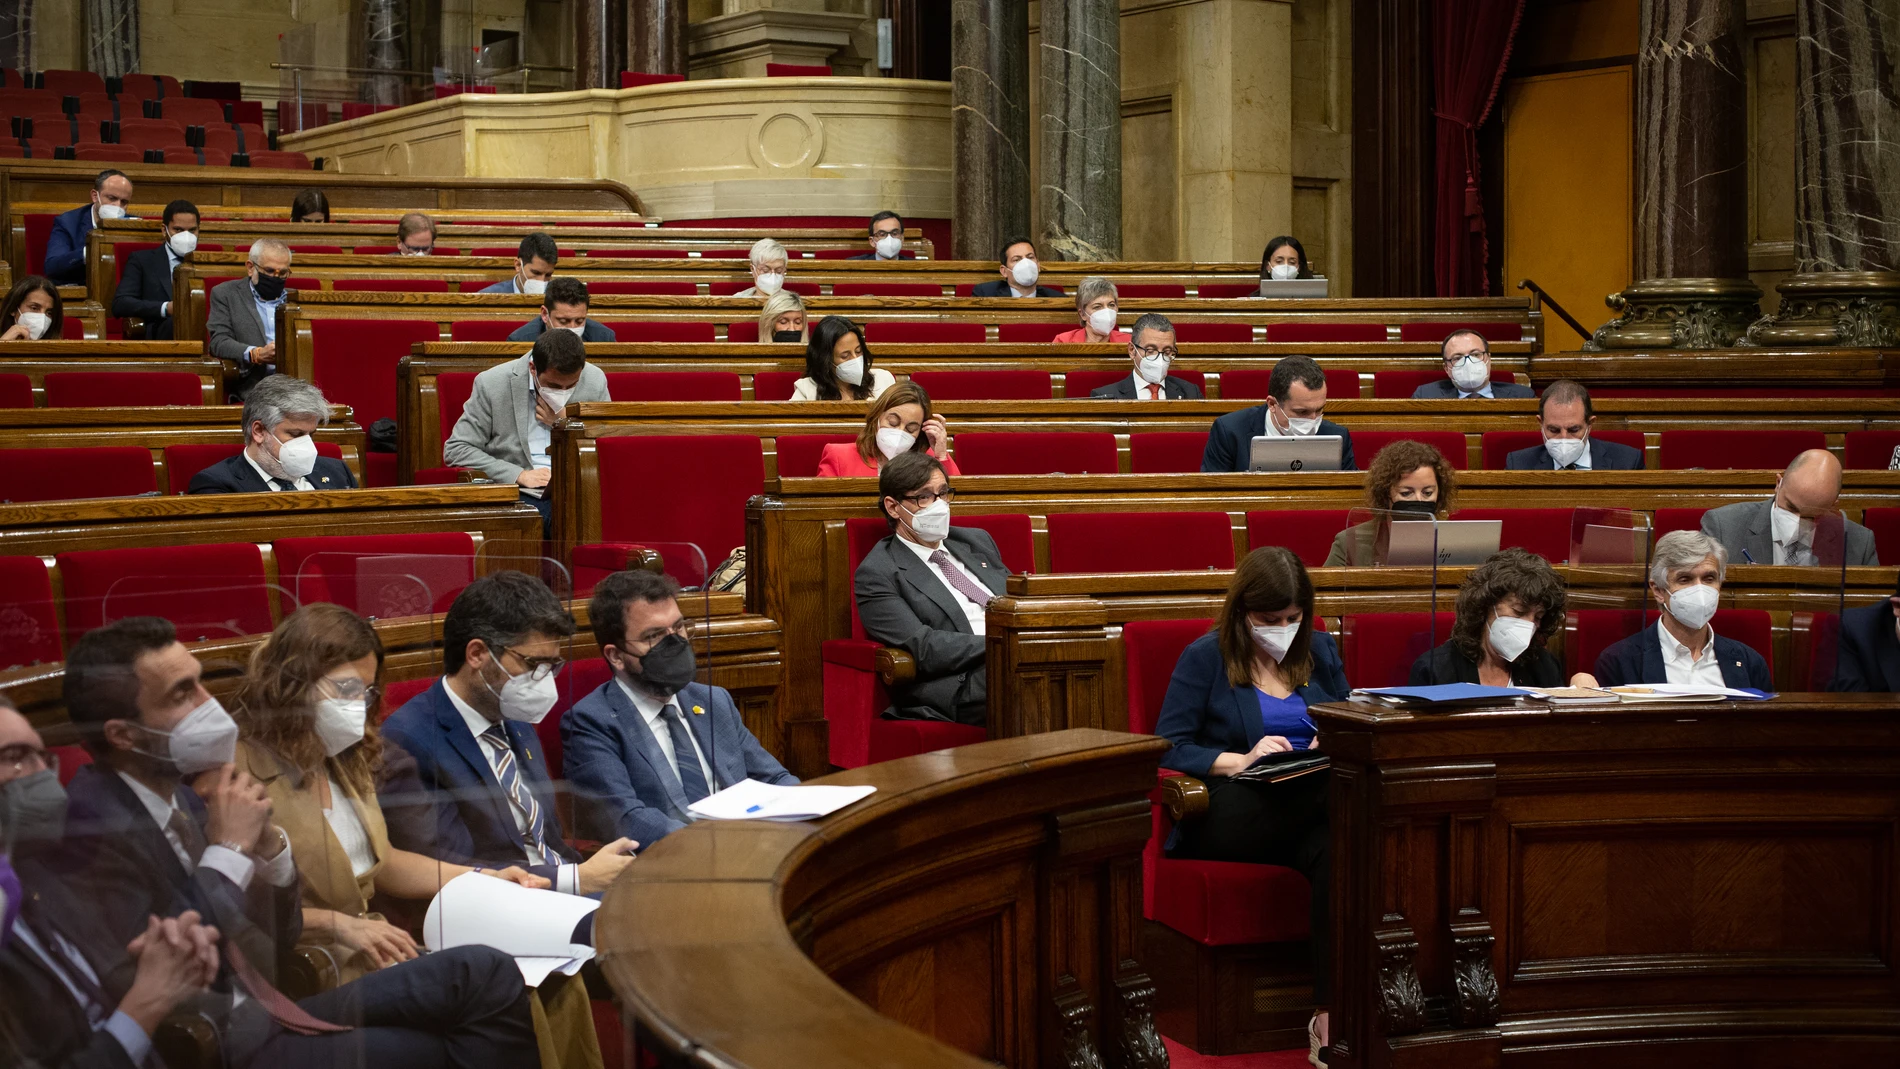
[687,778,877,822]
[423,871,600,985]
[1608,683,1768,701]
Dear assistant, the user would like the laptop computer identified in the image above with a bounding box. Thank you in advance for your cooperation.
[1247,435,1344,472]
[1383,520,1503,566]
[1257,278,1330,299]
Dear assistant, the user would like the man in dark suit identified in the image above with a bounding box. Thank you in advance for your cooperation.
[1201,354,1356,472]
[187,375,356,494]
[379,572,638,895]
[205,238,294,400]
[45,169,134,285]
[110,198,200,340]
[479,231,559,294]
[506,275,617,342]
[971,236,1063,297]
[563,569,798,847]
[1700,448,1879,566]
[1591,530,1774,690]
[1411,330,1535,399]
[848,210,914,260]
[854,452,1010,724]
[1829,581,1900,692]
[1091,312,1206,399]
[1505,379,1644,470]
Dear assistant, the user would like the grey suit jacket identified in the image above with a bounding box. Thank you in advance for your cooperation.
[1700,497,1879,566]
[854,526,1010,723]
[204,278,280,397]
[1411,378,1535,399]
[442,353,610,484]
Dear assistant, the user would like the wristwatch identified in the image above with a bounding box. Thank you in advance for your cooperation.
[255,825,289,860]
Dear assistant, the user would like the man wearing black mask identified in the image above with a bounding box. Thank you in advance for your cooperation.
[562,569,797,848]
[206,238,295,400]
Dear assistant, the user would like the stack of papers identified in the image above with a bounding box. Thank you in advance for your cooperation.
[687,778,877,822]
[424,872,600,985]
[1527,686,1620,705]
[1607,683,1774,702]
[1353,683,1536,707]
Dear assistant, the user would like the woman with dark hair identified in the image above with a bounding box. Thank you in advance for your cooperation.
[791,314,894,401]
[0,275,62,340]
[290,188,331,224]
[1324,439,1458,565]
[1153,546,1348,1063]
[1261,235,1315,281]
[1409,547,1572,687]
[816,380,960,476]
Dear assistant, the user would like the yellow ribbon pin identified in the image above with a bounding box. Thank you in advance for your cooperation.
[692,705,705,715]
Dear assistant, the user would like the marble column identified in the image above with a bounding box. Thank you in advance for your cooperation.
[951,0,1031,262]
[575,0,626,91]
[629,0,688,77]
[84,0,138,77]
[1591,0,1761,348]
[1039,0,1120,261]
[363,0,408,107]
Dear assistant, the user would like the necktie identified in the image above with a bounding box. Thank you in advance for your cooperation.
[929,549,994,608]
[20,918,110,1027]
[479,725,556,866]
[1146,383,1162,400]
[1460,392,1481,399]
[660,704,711,804]
[166,806,207,866]
[1562,462,1578,470]
[270,478,296,492]
[225,941,349,1035]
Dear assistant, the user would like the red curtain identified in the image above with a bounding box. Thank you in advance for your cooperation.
[1432,0,1525,297]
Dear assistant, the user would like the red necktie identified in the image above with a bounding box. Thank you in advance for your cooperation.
[226,942,351,1035]
[1147,383,1161,400]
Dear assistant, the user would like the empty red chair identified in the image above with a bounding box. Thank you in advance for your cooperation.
[1117,284,1187,298]
[1479,430,1647,469]
[1129,432,1209,474]
[160,442,345,495]
[866,321,985,344]
[116,117,187,152]
[605,372,742,401]
[1372,369,1521,398]
[1047,512,1233,573]
[832,283,942,297]
[309,320,441,427]
[249,150,313,170]
[905,369,1050,400]
[433,373,479,450]
[606,321,715,343]
[274,532,476,616]
[156,97,227,126]
[1246,510,1354,568]
[996,322,1073,343]
[587,281,697,296]
[1173,323,1253,343]
[449,320,518,342]
[113,73,182,101]
[1861,508,1900,565]
[766,63,832,76]
[0,555,63,668]
[41,69,108,97]
[0,374,32,408]
[1397,321,1524,343]
[1449,508,1574,562]
[163,147,230,166]
[1658,430,1824,470]
[332,279,450,293]
[44,371,202,407]
[579,435,763,592]
[1267,323,1385,343]
[1341,612,1456,688]
[621,72,687,88]
[775,434,857,478]
[1196,283,1264,298]
[58,542,272,644]
[727,321,761,343]
[953,432,1117,475]
[753,370,804,402]
[1353,430,1470,469]
[0,447,155,502]
[196,125,239,156]
[1650,507,1706,540]
[230,122,269,153]
[74,143,143,163]
[1845,431,1900,470]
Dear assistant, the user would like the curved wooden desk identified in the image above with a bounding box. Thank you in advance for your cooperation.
[594,728,1171,1068]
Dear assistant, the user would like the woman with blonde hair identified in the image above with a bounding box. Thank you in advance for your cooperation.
[816,380,959,476]
[758,289,807,343]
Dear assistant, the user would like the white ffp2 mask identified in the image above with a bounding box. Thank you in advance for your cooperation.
[875,235,904,259]
[314,698,367,756]
[135,696,239,775]
[1088,308,1118,336]
[1269,263,1300,281]
[1449,360,1491,393]
[167,231,198,257]
[835,357,866,386]
[1487,615,1536,663]
[1137,355,1170,387]
[1251,623,1300,663]
[275,434,318,481]
[16,312,50,340]
[754,271,785,296]
[1665,583,1719,631]
[1010,258,1040,288]
[1544,436,1587,468]
[522,278,548,296]
[907,498,952,542]
[876,426,916,459]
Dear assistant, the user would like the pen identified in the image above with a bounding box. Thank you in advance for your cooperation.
[745,804,763,813]
[1742,548,1754,563]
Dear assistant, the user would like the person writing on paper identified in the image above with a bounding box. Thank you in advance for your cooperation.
[1699,449,1879,566]
[563,569,798,848]
[1052,277,1132,344]
[758,290,807,343]
[1409,548,1572,687]
[791,315,894,400]
[1324,439,1457,566]
[816,381,959,477]
[1152,546,1345,1064]
[380,572,639,897]
[1202,355,1357,472]
[1593,530,1773,690]
[1505,380,1643,470]
[1829,575,1900,692]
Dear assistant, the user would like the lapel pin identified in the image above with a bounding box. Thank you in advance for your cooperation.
[692,705,705,715]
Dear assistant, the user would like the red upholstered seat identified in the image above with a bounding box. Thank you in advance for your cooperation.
[906,369,1051,400]
[1047,512,1233,573]
[1118,284,1187,297]
[114,73,183,102]
[44,371,202,407]
[1129,432,1210,474]
[583,435,762,591]
[766,63,832,76]
[1650,507,1706,539]
[42,69,108,97]
[727,321,761,342]
[273,532,476,617]
[0,446,155,502]
[1340,612,1456,688]
[1372,369,1520,398]
[953,513,1035,574]
[0,555,63,668]
[621,72,687,88]
[288,245,344,256]
[449,320,519,341]
[1398,321,1524,343]
[1246,510,1353,568]
[1172,323,1253,343]
[58,542,272,644]
[1218,367,1361,400]
[379,677,432,719]
[153,97,225,126]
[0,374,33,408]
[1845,431,1900,470]
[332,279,450,293]
[1862,509,1900,566]
[832,283,942,297]
[1353,430,1469,469]
[161,441,343,494]
[605,372,741,401]
[775,434,858,478]
[582,248,678,258]
[953,431,1117,475]
[162,147,230,166]
[1658,429,1824,470]
[308,319,440,427]
[1064,369,1206,397]
[586,281,697,296]
[1196,283,1263,298]
[1449,508,1574,562]
[1267,323,1385,343]
[116,118,187,151]
[1479,430,1646,469]
[435,373,479,445]
[73,143,143,163]
[866,321,985,344]
[995,322,1072,343]
[22,213,55,274]
[607,321,715,342]
[247,150,313,170]
[752,370,803,401]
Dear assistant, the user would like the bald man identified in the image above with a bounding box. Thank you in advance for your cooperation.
[1700,449,1879,566]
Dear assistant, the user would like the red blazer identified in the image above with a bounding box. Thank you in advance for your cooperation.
[815,442,962,477]
[1050,327,1132,344]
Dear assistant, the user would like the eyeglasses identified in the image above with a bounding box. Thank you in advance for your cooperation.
[871,229,904,240]
[904,487,955,507]
[399,245,434,256]
[500,645,566,681]
[0,743,56,778]
[252,265,292,279]
[635,619,693,646]
[319,677,381,704]
[1132,346,1178,363]
[1444,352,1489,366]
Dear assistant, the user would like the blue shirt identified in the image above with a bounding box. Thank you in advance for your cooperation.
[252,287,285,345]
[1256,689,1316,750]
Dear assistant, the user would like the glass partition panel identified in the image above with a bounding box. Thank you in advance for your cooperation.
[1342,509,1450,689]
[1563,508,1655,687]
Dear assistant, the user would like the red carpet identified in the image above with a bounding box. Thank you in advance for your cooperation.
[1161,1037,1310,1068]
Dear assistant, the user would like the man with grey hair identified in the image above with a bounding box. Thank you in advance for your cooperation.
[1090,311,1205,400]
[205,237,294,400]
[1591,529,1772,690]
[1054,276,1131,344]
[1700,448,1878,566]
[186,375,356,493]
[734,237,790,298]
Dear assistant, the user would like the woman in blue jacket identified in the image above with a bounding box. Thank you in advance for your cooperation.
[1153,545,1349,1063]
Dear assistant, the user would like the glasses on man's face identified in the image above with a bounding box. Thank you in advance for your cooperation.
[905,486,955,507]
[501,646,566,682]
[872,229,903,240]
[0,743,56,779]
[1132,346,1178,363]
[1445,351,1489,367]
[253,265,292,280]
[319,677,380,704]
[636,619,693,647]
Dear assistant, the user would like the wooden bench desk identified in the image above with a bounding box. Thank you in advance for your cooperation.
[0,404,365,492]
[0,342,227,403]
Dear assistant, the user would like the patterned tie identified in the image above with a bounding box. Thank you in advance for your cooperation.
[660,704,712,804]
[271,478,296,492]
[225,941,350,1035]
[479,724,556,866]
[166,805,207,866]
[929,549,994,608]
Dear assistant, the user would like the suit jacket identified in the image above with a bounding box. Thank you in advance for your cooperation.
[815,443,960,478]
[204,277,280,398]
[1090,374,1205,400]
[1593,622,1773,691]
[0,854,152,1069]
[854,527,1010,723]
[377,678,582,885]
[186,450,356,494]
[971,279,1063,297]
[443,354,611,484]
[1201,404,1357,472]
[43,204,95,285]
[1154,631,1349,779]
[562,678,797,847]
[1505,437,1644,471]
[109,244,177,339]
[1829,599,1900,692]
[505,317,617,343]
[479,278,524,294]
[1410,378,1536,399]
[1409,640,1565,688]
[1700,498,1879,566]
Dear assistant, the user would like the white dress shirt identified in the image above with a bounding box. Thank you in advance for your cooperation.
[614,676,718,807]
[1657,623,1726,686]
[1769,501,1817,565]
[896,532,989,635]
[117,770,295,889]
[242,446,313,491]
[443,679,579,894]
[1127,371,1170,400]
[323,774,378,879]
[1007,283,1038,297]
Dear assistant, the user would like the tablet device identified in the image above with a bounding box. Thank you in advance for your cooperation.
[1257,278,1330,299]
[1384,519,1502,566]
[1248,434,1344,472]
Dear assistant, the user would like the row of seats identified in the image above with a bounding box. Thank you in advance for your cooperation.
[0,371,207,407]
[0,441,349,502]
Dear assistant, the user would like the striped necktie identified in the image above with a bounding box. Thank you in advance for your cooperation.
[659,703,712,804]
[480,724,557,866]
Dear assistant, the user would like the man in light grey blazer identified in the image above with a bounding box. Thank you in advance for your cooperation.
[1700,448,1879,566]
[854,452,1010,724]
[443,328,608,529]
[1411,329,1535,399]
[204,237,294,400]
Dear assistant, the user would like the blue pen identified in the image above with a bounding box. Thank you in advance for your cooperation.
[745,804,763,813]
[1742,548,1754,564]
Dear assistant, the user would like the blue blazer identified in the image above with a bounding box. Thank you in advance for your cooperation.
[1154,631,1349,779]
[378,677,580,883]
[1504,437,1645,471]
[562,678,797,848]
[1829,599,1900,692]
[44,204,95,285]
[1593,622,1772,691]
[479,278,522,294]
[506,317,617,343]
[1200,403,1357,473]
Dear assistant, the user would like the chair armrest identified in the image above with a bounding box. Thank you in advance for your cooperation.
[1160,774,1210,825]
[155,1011,221,1069]
[279,943,344,1000]
[876,647,916,685]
